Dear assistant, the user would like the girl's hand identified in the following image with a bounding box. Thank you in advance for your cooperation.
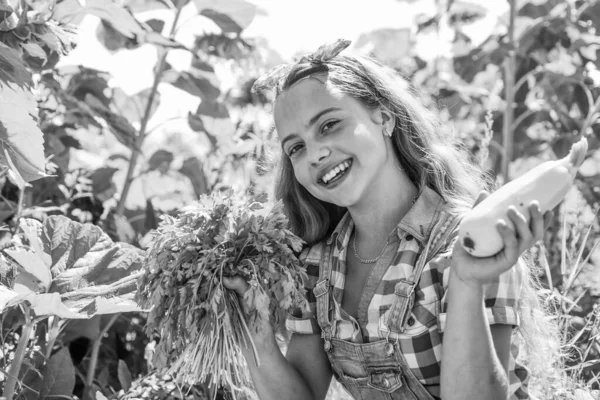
[223,275,251,311]
[450,191,554,289]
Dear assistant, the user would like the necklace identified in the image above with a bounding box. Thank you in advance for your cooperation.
[352,193,419,265]
[352,233,388,264]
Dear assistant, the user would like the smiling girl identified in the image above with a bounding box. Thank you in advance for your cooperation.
[223,40,557,400]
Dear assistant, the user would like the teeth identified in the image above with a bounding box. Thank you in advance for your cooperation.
[322,161,351,184]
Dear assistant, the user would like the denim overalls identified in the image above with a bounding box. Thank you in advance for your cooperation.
[311,209,461,399]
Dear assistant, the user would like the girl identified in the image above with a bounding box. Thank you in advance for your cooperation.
[224,39,555,400]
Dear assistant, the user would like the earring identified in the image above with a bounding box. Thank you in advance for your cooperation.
[383,127,392,137]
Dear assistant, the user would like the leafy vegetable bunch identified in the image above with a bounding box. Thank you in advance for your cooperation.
[136,191,308,395]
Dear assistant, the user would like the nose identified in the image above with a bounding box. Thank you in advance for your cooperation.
[308,144,331,166]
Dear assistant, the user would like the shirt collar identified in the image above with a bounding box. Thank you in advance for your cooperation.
[325,186,446,247]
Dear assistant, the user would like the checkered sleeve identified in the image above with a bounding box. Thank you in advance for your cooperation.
[435,239,524,331]
[285,244,323,335]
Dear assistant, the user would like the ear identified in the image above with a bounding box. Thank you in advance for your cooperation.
[379,107,395,137]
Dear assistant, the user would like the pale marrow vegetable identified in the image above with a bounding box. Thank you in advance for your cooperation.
[459,136,589,257]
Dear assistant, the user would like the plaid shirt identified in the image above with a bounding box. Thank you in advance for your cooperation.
[286,187,531,399]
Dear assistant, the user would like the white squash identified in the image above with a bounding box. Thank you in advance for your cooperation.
[459,136,589,257]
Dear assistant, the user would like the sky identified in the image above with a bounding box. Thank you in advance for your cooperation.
[244,0,416,59]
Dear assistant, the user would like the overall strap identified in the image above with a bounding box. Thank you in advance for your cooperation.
[387,213,461,333]
[313,241,336,352]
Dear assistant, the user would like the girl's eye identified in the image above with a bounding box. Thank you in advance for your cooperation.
[321,120,339,133]
[287,144,304,157]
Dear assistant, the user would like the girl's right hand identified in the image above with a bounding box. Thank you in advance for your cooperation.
[223,275,250,310]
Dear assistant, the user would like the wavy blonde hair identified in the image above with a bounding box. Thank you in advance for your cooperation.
[270,52,560,386]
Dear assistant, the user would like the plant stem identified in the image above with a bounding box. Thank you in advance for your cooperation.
[83,313,120,400]
[4,307,34,400]
[501,0,517,181]
[231,293,260,367]
[115,0,186,216]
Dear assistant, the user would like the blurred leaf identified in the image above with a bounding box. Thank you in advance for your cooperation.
[148,149,173,170]
[0,284,17,313]
[51,0,86,25]
[21,42,47,65]
[162,69,220,101]
[40,347,76,397]
[86,94,141,152]
[0,43,46,182]
[193,0,259,33]
[96,18,138,51]
[196,99,228,118]
[187,111,205,132]
[59,134,82,149]
[191,57,215,72]
[199,9,242,34]
[194,33,253,59]
[123,0,183,12]
[62,315,102,342]
[94,8,185,51]
[89,166,118,196]
[144,30,187,49]
[453,37,506,82]
[82,0,146,39]
[144,18,165,33]
[145,198,158,231]
[118,359,133,390]
[0,4,14,23]
[96,391,109,400]
[179,157,208,198]
[66,67,112,107]
[113,214,136,244]
[448,1,486,26]
[0,198,16,222]
[112,87,161,123]
[518,0,563,19]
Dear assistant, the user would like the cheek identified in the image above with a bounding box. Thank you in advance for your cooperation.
[292,160,310,186]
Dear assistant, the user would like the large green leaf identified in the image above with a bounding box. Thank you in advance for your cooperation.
[0,43,46,182]
[193,0,259,33]
[0,215,145,318]
[27,347,76,398]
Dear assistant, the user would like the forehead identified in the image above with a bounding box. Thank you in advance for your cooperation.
[273,78,347,134]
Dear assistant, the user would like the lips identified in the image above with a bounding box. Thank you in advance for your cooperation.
[318,159,352,186]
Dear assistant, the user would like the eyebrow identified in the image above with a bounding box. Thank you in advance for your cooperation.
[280,107,341,150]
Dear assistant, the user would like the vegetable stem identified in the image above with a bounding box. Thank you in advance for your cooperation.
[4,307,34,400]
[231,293,261,367]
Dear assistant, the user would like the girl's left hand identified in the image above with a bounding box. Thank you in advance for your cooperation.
[450,191,554,288]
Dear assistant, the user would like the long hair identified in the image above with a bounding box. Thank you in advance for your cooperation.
[274,53,488,245]
[271,52,560,386]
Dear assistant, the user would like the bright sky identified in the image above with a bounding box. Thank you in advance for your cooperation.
[244,0,416,59]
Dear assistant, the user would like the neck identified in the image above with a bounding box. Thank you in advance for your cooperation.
[348,167,419,254]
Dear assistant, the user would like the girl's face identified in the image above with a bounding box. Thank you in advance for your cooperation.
[274,77,395,208]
